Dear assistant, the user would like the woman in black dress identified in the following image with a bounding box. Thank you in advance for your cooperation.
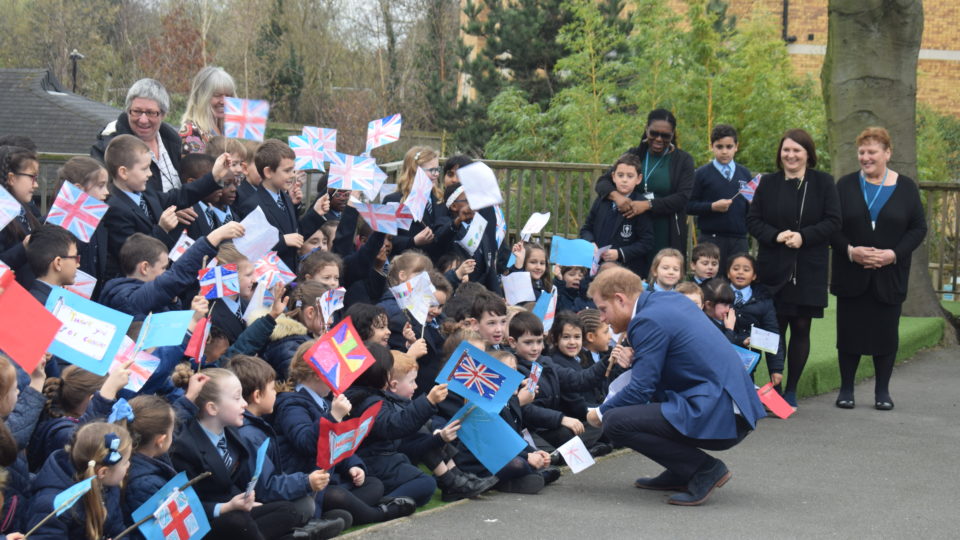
[746,129,841,408]
[830,127,926,411]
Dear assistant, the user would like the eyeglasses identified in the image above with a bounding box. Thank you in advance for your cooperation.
[647,129,673,141]
[60,254,81,263]
[15,172,38,181]
[129,109,162,118]
[425,167,442,176]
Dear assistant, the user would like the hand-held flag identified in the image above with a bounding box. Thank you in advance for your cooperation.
[253,252,296,288]
[557,435,596,474]
[354,203,399,235]
[197,264,240,299]
[246,438,270,497]
[66,269,97,299]
[738,174,761,202]
[436,341,524,413]
[395,203,414,230]
[223,97,269,141]
[493,205,507,247]
[318,287,346,326]
[110,336,161,392]
[45,182,108,243]
[364,114,402,155]
[46,286,133,376]
[526,361,543,395]
[732,344,761,373]
[327,153,378,193]
[531,287,558,332]
[758,383,794,419]
[549,236,596,268]
[0,186,21,230]
[316,401,382,469]
[168,231,195,263]
[519,212,551,241]
[288,135,325,172]
[305,317,376,395]
[388,271,436,326]
[302,126,337,161]
[184,316,211,365]
[52,476,94,516]
[402,168,433,222]
[130,472,211,540]
[457,213,487,256]
[456,162,503,210]
[0,269,62,373]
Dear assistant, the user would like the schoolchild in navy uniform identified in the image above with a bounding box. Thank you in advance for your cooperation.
[260,281,329,380]
[580,153,654,277]
[726,253,784,386]
[577,309,625,405]
[0,355,46,536]
[233,139,261,211]
[25,422,131,540]
[444,183,508,294]
[25,225,80,305]
[687,242,721,285]
[646,248,685,292]
[180,153,223,240]
[700,278,739,345]
[58,156,111,300]
[555,265,594,313]
[378,251,433,354]
[207,243,256,344]
[504,241,551,300]
[687,124,752,267]
[0,145,43,287]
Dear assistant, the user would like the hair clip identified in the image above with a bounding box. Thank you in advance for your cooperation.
[414,151,422,161]
[295,299,303,308]
[103,433,122,466]
[107,398,134,424]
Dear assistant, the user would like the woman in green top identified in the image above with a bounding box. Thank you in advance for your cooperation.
[594,109,695,276]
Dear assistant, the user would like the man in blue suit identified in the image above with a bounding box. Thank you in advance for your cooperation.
[586,267,765,506]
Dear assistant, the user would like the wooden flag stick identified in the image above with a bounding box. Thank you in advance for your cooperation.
[112,472,213,540]
[23,492,87,539]
[606,333,628,377]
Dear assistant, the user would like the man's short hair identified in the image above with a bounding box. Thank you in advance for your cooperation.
[587,266,644,301]
[469,291,507,320]
[509,310,544,340]
[254,139,295,178]
[711,123,738,144]
[691,243,720,263]
[104,134,149,180]
[26,224,78,276]
[119,233,167,276]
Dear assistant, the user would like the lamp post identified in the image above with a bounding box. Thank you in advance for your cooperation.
[69,49,84,93]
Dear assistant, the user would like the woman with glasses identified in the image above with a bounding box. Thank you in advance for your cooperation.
[179,66,236,157]
[594,109,695,277]
[382,146,454,262]
[90,78,182,193]
[0,145,43,286]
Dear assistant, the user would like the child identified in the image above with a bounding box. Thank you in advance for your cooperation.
[675,281,704,309]
[26,422,131,539]
[0,146,42,286]
[580,153,654,277]
[577,309,611,368]
[445,183,506,293]
[382,146,453,262]
[412,271,453,394]
[101,134,231,278]
[507,241,552,299]
[299,229,329,261]
[378,251,433,351]
[555,265,592,313]
[1,355,46,535]
[58,156,110,296]
[179,153,222,240]
[234,138,260,209]
[701,277,738,344]
[726,253,783,386]
[298,251,342,290]
[209,243,256,343]
[261,281,329,379]
[647,248,684,291]
[25,224,80,304]
[99,222,244,320]
[468,291,508,350]
[344,304,392,349]
[273,343,415,525]
[688,242,720,284]
[687,124,751,267]
[169,368,305,539]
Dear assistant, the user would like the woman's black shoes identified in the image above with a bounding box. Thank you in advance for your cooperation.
[875,400,894,411]
[835,390,854,409]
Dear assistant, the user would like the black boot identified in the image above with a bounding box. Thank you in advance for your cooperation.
[377,497,416,520]
[458,470,500,494]
[292,517,345,540]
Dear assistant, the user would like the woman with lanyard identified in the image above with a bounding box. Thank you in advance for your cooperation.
[746,128,840,409]
[594,109,695,277]
[830,127,926,411]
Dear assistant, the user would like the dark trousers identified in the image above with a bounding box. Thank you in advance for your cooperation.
[208,500,304,540]
[603,403,750,480]
[697,233,749,268]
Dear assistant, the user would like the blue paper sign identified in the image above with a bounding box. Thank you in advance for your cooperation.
[138,310,194,350]
[52,477,93,516]
[549,236,595,268]
[732,344,761,373]
[132,471,211,540]
[435,341,524,414]
[449,404,527,474]
[45,286,133,376]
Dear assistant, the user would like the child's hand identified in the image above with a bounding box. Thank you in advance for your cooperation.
[224,490,258,513]
[436,419,461,442]
[406,338,427,359]
[270,283,288,319]
[313,193,331,216]
[212,153,235,183]
[190,295,209,320]
[209,222,246,246]
[331,394,352,421]
[711,199,733,212]
[349,466,365,486]
[185,373,211,403]
[413,226,435,246]
[552,264,563,278]
[308,469,330,492]
[601,249,619,262]
[535,450,551,466]
[284,233,304,248]
[723,308,737,330]
[427,383,448,405]
[527,452,545,469]
[511,242,525,269]
[560,416,585,435]
[518,381,535,406]
[6,532,26,540]
[176,207,198,226]
[770,373,783,386]
[402,322,416,343]
[455,259,476,281]
[29,355,48,392]
[159,206,179,233]
[586,408,602,428]
[101,359,133,400]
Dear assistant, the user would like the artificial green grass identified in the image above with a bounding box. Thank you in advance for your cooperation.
[942,300,960,317]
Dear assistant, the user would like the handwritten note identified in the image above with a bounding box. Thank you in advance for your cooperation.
[750,326,779,355]
[557,435,595,474]
[53,302,117,361]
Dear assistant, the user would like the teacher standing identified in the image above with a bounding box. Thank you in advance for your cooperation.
[830,127,926,411]
[746,129,841,409]
[595,109,694,276]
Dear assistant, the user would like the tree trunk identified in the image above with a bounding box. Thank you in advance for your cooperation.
[822,0,948,324]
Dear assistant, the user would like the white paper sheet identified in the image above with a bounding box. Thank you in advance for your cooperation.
[456,162,503,210]
[502,271,537,305]
[557,435,596,474]
[457,213,487,256]
[520,212,551,241]
[749,325,780,354]
[233,206,280,262]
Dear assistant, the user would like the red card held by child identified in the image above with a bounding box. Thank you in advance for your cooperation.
[0,269,63,372]
[757,382,795,419]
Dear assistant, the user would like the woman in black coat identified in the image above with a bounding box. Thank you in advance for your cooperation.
[746,129,841,408]
[830,127,926,411]
[594,109,695,276]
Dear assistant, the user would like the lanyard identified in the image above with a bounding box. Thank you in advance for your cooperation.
[643,151,666,192]
[859,169,888,213]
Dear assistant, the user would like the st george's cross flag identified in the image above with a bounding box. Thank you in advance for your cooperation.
[436,341,524,414]
[316,401,382,469]
[738,174,762,202]
[288,134,325,171]
[132,472,211,540]
[354,203,399,235]
[402,167,433,222]
[223,97,270,141]
[364,114,402,155]
[302,126,338,161]
[305,317,376,395]
[198,264,239,299]
[45,182,108,243]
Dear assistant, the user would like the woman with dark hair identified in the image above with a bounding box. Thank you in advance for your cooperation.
[746,128,841,409]
[830,127,926,411]
[0,145,43,286]
[594,109,695,276]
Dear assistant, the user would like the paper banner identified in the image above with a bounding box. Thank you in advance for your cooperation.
[46,286,132,376]
[448,404,527,475]
[456,162,503,210]
[457,212,487,256]
[138,311,194,350]
[317,401,382,469]
[550,236,596,268]
[435,341,524,414]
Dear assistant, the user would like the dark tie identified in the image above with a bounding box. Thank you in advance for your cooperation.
[217,436,234,471]
[16,208,29,231]
[206,207,220,228]
[276,193,286,213]
[222,211,233,224]
[735,290,744,307]
[722,164,732,181]
[235,303,244,322]
[138,196,151,219]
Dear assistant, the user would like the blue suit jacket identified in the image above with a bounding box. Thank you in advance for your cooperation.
[600,291,765,439]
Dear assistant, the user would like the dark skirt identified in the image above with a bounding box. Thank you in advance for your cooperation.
[836,293,902,356]
[773,297,824,319]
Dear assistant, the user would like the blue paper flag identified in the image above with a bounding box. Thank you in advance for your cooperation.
[732,344,761,373]
[435,341,524,414]
[246,437,270,496]
[138,310,194,350]
[449,404,527,474]
[45,286,133,376]
[132,471,211,540]
[531,288,557,332]
[52,477,93,516]
[549,236,595,268]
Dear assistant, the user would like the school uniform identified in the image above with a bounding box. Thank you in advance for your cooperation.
[555,281,594,313]
[186,200,220,240]
[378,293,447,390]
[78,225,109,301]
[237,185,327,272]
[260,317,311,380]
[122,452,178,532]
[0,203,42,288]
[1,386,43,534]
[211,295,248,344]
[238,411,317,506]
[26,393,115,472]
[382,191,454,263]
[330,205,388,290]
[580,191,654,277]
[453,394,537,482]
[688,160,752,265]
[235,180,258,211]
[730,284,784,376]
[551,350,600,408]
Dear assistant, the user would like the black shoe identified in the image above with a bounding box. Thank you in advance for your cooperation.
[377,496,416,520]
[589,443,613,458]
[835,398,855,409]
[438,469,495,502]
[875,399,894,411]
[667,458,731,506]
[540,466,561,485]
[497,473,545,494]
[634,469,687,491]
[293,518,345,540]
[459,470,500,494]
[322,509,353,531]
[549,451,565,467]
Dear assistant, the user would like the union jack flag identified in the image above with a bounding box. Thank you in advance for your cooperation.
[253,251,295,288]
[493,205,507,247]
[739,174,762,203]
[111,336,160,392]
[364,114,402,155]
[0,186,21,231]
[306,317,375,394]
[327,152,377,193]
[319,287,346,325]
[223,97,270,141]
[302,126,337,161]
[450,350,506,400]
[395,203,414,230]
[355,203,399,235]
[532,288,558,332]
[526,361,543,395]
[288,135,324,171]
[403,168,433,222]
[45,182,108,243]
[66,269,97,299]
[197,264,239,299]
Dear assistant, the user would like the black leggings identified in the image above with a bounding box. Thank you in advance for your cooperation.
[777,315,812,394]
[208,501,304,540]
[838,351,896,400]
[322,479,386,526]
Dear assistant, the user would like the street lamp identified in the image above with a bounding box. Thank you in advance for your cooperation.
[69,49,84,93]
